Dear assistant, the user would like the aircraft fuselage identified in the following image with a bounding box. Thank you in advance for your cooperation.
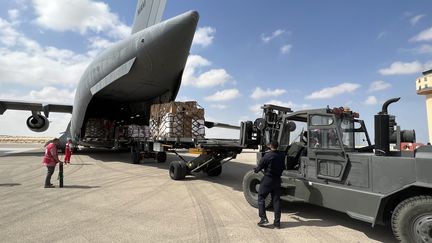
[69,11,199,145]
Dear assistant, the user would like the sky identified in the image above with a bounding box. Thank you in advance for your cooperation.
[0,0,431,142]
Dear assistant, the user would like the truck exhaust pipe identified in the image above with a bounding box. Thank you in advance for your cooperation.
[374,97,400,156]
[381,97,400,114]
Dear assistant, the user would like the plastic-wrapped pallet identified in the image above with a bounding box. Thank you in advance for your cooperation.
[84,118,114,140]
[150,101,205,139]
[127,125,150,138]
[149,117,159,138]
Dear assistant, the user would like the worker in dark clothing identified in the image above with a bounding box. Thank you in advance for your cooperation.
[254,141,285,229]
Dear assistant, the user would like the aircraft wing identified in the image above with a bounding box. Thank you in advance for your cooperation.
[131,0,167,34]
[0,100,72,117]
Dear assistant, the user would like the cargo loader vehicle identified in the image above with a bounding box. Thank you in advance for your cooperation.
[241,98,432,243]
[128,101,243,180]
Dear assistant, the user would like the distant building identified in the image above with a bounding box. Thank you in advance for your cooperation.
[416,69,432,143]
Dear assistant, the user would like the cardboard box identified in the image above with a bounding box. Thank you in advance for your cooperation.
[150,101,205,139]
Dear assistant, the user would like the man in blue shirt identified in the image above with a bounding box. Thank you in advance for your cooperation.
[254,140,285,229]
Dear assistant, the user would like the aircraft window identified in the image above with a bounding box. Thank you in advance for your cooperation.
[310,115,334,126]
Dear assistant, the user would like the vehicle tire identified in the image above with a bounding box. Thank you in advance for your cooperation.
[156,152,167,163]
[391,195,432,243]
[169,161,185,180]
[206,162,222,177]
[179,161,188,178]
[242,170,272,209]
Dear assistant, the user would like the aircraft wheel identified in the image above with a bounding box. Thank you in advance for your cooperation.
[242,170,271,209]
[169,161,186,180]
[156,152,167,163]
[391,195,432,243]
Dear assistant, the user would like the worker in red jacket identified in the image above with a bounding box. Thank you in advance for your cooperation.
[64,138,73,164]
[43,138,62,188]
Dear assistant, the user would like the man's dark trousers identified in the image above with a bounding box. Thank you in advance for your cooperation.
[45,166,55,186]
[258,175,281,224]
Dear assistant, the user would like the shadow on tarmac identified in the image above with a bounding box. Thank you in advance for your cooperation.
[278,202,394,242]
[0,183,21,187]
[61,185,100,189]
[4,151,44,157]
[78,148,395,242]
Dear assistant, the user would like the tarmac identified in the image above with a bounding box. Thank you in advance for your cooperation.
[0,143,396,243]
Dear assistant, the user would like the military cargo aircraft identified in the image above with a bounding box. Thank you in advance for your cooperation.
[0,0,199,148]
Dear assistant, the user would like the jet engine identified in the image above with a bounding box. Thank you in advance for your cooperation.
[26,114,49,132]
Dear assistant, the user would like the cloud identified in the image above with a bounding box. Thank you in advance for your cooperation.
[280,44,292,55]
[29,87,75,104]
[8,9,19,22]
[175,96,193,102]
[0,110,72,136]
[410,14,426,26]
[411,27,432,42]
[14,0,29,10]
[261,29,285,43]
[250,87,286,100]
[210,104,227,110]
[193,26,215,47]
[249,99,309,116]
[378,61,432,75]
[0,17,91,87]
[205,89,240,102]
[0,87,74,136]
[405,44,432,54]
[32,0,130,39]
[86,36,118,56]
[0,86,75,104]
[183,55,234,88]
[369,80,391,92]
[364,96,378,105]
[377,31,387,39]
[305,83,361,100]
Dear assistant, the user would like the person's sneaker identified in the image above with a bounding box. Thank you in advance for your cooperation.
[273,223,281,229]
[257,218,269,227]
[44,184,55,188]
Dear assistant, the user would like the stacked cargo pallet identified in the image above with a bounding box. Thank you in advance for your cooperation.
[127,124,151,138]
[150,101,205,139]
[84,119,114,141]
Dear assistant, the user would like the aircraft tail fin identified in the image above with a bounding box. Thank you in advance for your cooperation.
[131,0,167,34]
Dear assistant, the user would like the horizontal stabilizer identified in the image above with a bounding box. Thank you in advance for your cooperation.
[90,57,136,95]
[0,100,72,116]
